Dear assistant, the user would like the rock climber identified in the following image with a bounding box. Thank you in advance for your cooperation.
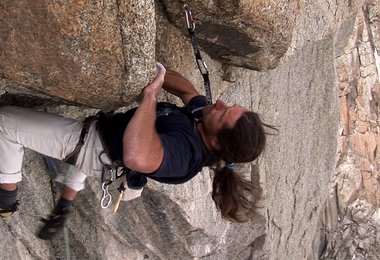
[0,63,273,239]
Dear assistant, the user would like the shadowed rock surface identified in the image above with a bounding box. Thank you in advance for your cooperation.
[160,0,299,70]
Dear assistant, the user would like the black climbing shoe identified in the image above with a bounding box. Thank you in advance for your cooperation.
[37,210,69,240]
[0,200,20,218]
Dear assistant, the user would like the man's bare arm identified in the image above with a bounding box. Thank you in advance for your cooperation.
[162,69,200,106]
[122,63,166,173]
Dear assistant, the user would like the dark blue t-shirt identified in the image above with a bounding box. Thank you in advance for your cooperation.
[97,95,215,185]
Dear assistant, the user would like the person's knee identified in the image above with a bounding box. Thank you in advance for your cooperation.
[0,106,19,129]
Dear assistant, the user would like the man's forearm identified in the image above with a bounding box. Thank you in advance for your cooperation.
[163,69,199,105]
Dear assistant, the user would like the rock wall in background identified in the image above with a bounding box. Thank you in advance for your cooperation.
[0,0,379,259]
[313,4,380,259]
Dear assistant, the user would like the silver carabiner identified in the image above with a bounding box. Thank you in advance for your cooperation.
[183,4,195,31]
[100,182,112,208]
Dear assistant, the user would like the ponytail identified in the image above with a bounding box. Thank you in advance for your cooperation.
[211,163,262,222]
[210,111,275,222]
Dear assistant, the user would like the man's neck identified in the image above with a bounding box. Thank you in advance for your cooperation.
[196,123,214,153]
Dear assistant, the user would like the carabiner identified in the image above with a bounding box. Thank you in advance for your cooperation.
[100,182,112,208]
[101,164,116,184]
[183,4,195,31]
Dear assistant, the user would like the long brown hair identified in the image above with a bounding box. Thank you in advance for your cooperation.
[211,111,276,222]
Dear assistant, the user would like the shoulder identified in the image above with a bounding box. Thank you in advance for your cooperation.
[187,95,208,109]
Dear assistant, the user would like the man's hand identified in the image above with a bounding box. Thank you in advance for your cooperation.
[142,62,166,100]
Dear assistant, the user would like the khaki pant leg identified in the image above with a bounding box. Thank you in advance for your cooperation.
[0,106,82,183]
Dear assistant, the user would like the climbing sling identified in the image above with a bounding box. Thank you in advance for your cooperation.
[183,4,213,105]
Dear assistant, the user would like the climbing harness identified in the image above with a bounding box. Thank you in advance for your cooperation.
[183,4,213,105]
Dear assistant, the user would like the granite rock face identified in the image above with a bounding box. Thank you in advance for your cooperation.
[0,0,155,110]
[0,0,379,259]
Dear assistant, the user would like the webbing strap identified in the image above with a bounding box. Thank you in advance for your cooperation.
[183,4,212,105]
[63,116,97,166]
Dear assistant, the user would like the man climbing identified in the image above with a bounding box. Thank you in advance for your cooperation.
[0,63,272,239]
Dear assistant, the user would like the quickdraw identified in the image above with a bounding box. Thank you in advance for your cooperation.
[183,4,213,105]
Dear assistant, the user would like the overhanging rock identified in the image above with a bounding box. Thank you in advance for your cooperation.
[160,0,299,70]
[0,0,156,110]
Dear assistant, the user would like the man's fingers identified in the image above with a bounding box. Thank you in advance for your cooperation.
[156,62,166,74]
[143,62,166,97]
[156,62,166,79]
[147,62,165,87]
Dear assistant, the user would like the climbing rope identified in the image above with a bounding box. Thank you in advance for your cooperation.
[63,226,71,260]
[183,4,213,105]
